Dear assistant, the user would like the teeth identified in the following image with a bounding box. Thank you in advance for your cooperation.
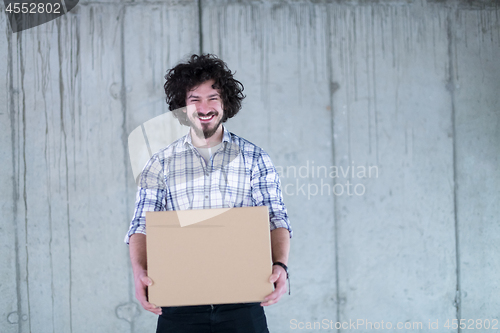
[199,115,213,120]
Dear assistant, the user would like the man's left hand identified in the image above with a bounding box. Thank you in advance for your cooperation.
[260,264,287,306]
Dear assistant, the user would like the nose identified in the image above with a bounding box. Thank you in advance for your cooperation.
[197,99,210,114]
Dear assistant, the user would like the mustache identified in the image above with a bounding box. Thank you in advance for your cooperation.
[196,111,218,118]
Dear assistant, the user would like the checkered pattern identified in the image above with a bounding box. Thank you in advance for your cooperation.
[124,126,292,244]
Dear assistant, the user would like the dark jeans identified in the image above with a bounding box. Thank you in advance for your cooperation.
[156,303,269,333]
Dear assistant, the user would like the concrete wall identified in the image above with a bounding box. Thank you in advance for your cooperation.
[1,0,499,332]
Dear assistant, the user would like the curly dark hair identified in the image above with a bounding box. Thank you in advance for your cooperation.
[164,54,245,126]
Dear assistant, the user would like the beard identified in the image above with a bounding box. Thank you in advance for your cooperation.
[189,112,223,139]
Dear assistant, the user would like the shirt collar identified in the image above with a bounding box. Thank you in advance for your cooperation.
[183,125,231,147]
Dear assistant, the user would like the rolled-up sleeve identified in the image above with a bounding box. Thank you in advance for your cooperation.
[251,150,292,238]
[124,154,167,244]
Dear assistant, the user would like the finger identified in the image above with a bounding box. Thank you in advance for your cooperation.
[146,306,162,315]
[269,273,280,284]
[141,276,153,286]
[260,298,279,307]
[265,288,285,304]
[146,304,163,315]
[261,290,280,306]
[141,300,163,315]
[151,308,162,315]
[264,288,285,301]
[262,283,286,305]
[149,305,162,315]
[269,277,286,294]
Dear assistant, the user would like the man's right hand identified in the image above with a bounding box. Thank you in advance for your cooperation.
[134,269,162,315]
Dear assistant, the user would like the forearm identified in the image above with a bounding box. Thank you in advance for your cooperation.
[262,227,290,306]
[129,233,148,277]
[270,227,290,265]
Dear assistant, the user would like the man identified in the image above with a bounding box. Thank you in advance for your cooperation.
[125,54,292,332]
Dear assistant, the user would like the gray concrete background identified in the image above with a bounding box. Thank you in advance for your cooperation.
[1,0,499,332]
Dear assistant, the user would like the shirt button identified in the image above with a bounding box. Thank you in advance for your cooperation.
[205,195,209,199]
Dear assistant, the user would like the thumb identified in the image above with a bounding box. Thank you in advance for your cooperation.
[141,276,153,286]
[269,272,280,284]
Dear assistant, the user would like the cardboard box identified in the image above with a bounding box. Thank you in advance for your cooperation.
[146,206,274,307]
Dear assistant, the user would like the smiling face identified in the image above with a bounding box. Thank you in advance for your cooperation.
[184,79,224,141]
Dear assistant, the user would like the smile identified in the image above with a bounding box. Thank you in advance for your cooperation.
[198,114,215,122]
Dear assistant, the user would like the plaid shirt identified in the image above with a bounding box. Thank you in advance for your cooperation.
[125,126,292,243]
